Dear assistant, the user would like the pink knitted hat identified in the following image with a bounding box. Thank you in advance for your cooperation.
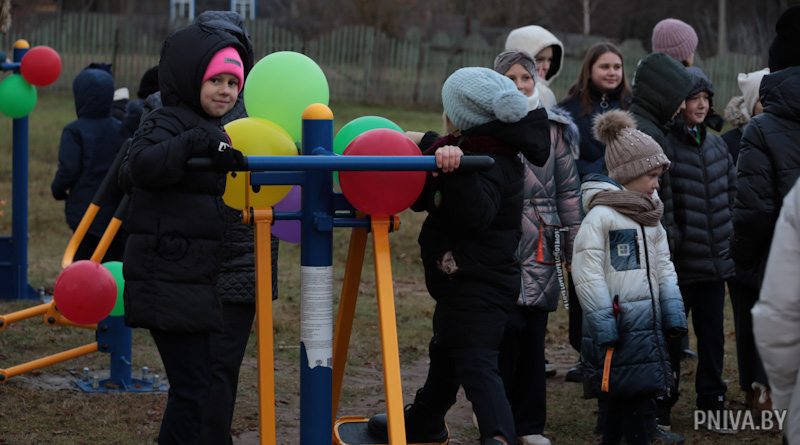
[651,18,698,63]
[202,46,244,93]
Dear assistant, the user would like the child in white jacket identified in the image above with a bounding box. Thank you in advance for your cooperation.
[572,110,688,445]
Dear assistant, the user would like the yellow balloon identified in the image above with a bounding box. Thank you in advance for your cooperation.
[223,117,298,210]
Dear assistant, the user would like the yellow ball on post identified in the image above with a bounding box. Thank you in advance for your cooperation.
[222,117,298,210]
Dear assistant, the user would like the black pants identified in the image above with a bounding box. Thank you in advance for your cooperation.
[414,299,516,442]
[200,302,256,445]
[602,396,650,445]
[729,277,769,391]
[567,276,581,353]
[668,281,728,409]
[150,329,213,445]
[499,306,548,436]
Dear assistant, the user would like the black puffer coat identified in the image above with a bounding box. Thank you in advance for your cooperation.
[733,66,800,285]
[666,120,736,284]
[629,53,692,256]
[414,110,551,312]
[120,24,251,332]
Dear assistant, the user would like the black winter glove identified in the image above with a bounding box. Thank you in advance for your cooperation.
[210,139,246,172]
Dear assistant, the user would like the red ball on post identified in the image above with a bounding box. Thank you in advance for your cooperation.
[339,129,427,217]
[53,260,117,325]
[20,46,62,87]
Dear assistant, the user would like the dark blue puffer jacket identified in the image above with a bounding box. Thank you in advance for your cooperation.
[666,120,736,285]
[51,68,125,236]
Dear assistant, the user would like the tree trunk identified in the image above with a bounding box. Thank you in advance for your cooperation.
[583,0,591,35]
[718,0,728,55]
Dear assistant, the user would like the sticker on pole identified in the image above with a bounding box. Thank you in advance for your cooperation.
[301,266,333,369]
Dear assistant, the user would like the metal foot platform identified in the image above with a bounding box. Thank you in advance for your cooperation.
[333,416,449,445]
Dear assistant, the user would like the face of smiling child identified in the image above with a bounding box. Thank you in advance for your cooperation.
[505,63,535,97]
[200,73,239,117]
[684,91,709,126]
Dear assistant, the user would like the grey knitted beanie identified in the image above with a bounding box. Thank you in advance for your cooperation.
[441,67,528,132]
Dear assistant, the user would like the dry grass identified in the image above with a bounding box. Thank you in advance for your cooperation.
[0,93,782,444]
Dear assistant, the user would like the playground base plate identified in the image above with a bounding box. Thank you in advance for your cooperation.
[334,416,448,445]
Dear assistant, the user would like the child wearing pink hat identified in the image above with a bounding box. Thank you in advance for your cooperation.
[119,23,251,444]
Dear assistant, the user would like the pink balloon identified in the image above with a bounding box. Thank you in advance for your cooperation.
[53,260,117,324]
[273,185,301,244]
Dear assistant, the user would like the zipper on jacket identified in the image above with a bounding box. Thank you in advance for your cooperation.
[640,224,672,398]
[600,93,609,110]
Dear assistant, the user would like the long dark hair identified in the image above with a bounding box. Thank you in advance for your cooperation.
[565,42,631,117]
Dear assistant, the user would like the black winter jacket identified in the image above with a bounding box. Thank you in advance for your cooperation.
[51,68,125,236]
[413,110,551,312]
[666,121,736,284]
[732,66,800,285]
[120,23,251,332]
[629,53,692,256]
[559,82,630,178]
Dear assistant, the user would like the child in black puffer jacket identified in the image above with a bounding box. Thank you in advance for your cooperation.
[119,22,250,444]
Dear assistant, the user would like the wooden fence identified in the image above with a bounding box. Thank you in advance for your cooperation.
[1,13,764,110]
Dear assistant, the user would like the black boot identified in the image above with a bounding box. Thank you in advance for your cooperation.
[367,403,448,443]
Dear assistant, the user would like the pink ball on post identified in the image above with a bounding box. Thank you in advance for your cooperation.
[53,260,117,325]
[339,129,427,217]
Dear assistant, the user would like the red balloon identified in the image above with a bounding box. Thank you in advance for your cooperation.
[20,46,62,87]
[339,129,426,217]
[53,260,117,324]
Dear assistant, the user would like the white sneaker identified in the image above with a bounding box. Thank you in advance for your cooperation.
[518,434,552,445]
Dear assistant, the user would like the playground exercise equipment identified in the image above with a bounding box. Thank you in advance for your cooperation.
[0,39,61,300]
[187,103,490,445]
[0,141,163,392]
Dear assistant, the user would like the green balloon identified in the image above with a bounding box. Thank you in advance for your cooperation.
[0,74,37,118]
[102,261,125,316]
[333,116,404,155]
[243,51,329,143]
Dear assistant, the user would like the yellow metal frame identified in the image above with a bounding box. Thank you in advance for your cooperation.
[332,216,409,444]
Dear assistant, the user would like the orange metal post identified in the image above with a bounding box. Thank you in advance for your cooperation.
[0,342,98,382]
[0,302,51,330]
[90,216,124,263]
[250,208,277,445]
[61,203,100,268]
[331,226,368,420]
[371,216,407,445]
[43,301,97,330]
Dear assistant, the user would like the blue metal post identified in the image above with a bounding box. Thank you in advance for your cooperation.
[299,104,334,444]
[8,44,36,300]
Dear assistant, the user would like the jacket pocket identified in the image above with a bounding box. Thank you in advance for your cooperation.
[609,229,640,271]
[534,209,563,265]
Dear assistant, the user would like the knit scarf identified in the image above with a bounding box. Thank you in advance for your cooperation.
[588,190,664,226]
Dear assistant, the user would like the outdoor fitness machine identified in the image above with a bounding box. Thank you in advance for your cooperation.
[225,103,491,445]
[0,38,157,390]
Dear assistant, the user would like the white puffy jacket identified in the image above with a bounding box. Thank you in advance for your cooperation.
[572,176,687,398]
